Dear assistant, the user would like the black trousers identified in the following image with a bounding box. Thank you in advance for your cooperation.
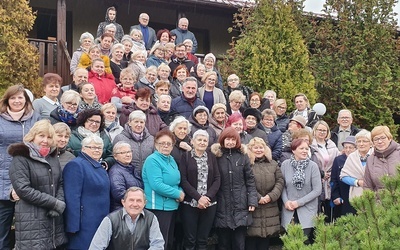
[150,209,176,250]
[0,200,15,250]
[217,226,247,250]
[181,204,217,250]
[245,236,270,250]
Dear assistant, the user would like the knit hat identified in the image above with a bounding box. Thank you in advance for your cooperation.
[204,53,216,63]
[211,103,227,115]
[243,108,262,123]
[342,136,356,147]
[290,115,306,128]
[193,105,210,117]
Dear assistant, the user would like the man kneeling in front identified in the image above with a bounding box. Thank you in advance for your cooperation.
[89,187,164,249]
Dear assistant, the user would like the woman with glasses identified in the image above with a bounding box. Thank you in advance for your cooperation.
[113,110,154,175]
[146,43,167,68]
[63,134,110,250]
[49,90,81,129]
[198,71,226,112]
[142,130,185,250]
[67,109,114,169]
[273,99,290,132]
[364,126,400,191]
[109,142,143,211]
[189,106,217,147]
[260,109,283,161]
[310,120,340,222]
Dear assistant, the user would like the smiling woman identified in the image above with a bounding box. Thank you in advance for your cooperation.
[32,73,62,118]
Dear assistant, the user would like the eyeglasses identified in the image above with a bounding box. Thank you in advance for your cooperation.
[339,117,351,120]
[228,78,239,82]
[84,146,103,151]
[373,136,387,142]
[115,150,133,155]
[65,102,78,107]
[87,118,101,125]
[157,142,173,147]
[316,129,327,133]
[231,101,243,105]
[277,106,287,110]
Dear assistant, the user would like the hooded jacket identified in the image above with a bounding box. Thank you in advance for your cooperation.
[96,7,125,41]
[78,53,112,74]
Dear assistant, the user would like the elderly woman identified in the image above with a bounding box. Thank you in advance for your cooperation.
[88,58,116,104]
[274,99,290,132]
[243,108,269,143]
[142,130,185,250]
[209,103,227,137]
[157,94,179,126]
[260,109,283,161]
[189,106,217,147]
[223,74,253,108]
[190,63,206,87]
[146,43,167,68]
[156,29,171,45]
[158,63,172,83]
[134,66,159,94]
[179,130,220,250]
[247,137,284,249]
[289,93,318,128]
[183,39,198,64]
[226,113,253,144]
[211,127,257,250]
[98,33,114,56]
[203,53,223,89]
[128,50,147,80]
[101,103,123,142]
[113,110,154,175]
[109,142,143,211]
[111,68,137,111]
[78,82,102,110]
[364,126,400,191]
[330,136,358,219]
[63,134,110,250]
[121,35,133,63]
[263,90,276,109]
[227,90,246,115]
[152,80,170,106]
[70,32,94,74]
[198,71,226,112]
[281,139,322,244]
[164,42,175,63]
[119,88,168,136]
[170,116,193,162]
[0,85,40,250]
[310,120,340,222]
[33,73,62,118]
[9,120,67,249]
[67,108,114,169]
[53,122,75,169]
[280,115,307,161]
[110,43,127,83]
[130,29,147,55]
[78,44,112,74]
[170,64,190,98]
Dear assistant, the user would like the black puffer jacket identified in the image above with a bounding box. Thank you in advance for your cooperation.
[8,143,67,249]
[211,144,258,229]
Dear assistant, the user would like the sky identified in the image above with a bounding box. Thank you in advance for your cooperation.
[304,0,400,21]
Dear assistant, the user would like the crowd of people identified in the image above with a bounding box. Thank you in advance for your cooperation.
[0,6,399,250]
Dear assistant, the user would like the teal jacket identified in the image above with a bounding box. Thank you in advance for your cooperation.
[142,150,182,211]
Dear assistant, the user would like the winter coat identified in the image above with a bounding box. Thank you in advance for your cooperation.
[63,152,110,250]
[170,27,198,53]
[110,60,128,84]
[158,109,180,126]
[134,76,158,95]
[223,85,253,109]
[240,131,253,145]
[171,135,192,163]
[171,95,206,119]
[330,124,361,148]
[130,24,157,50]
[211,144,258,229]
[208,116,226,138]
[104,119,124,142]
[109,161,144,211]
[247,157,284,237]
[8,143,67,249]
[96,7,125,41]
[113,124,154,175]
[364,141,400,191]
[142,150,182,211]
[67,129,115,168]
[58,147,75,170]
[280,159,322,229]
[189,115,217,147]
[247,127,269,144]
[88,70,116,104]
[146,54,167,68]
[170,79,183,99]
[127,60,146,81]
[275,113,290,132]
[70,48,84,74]
[260,124,283,161]
[168,57,195,74]
[311,139,340,200]
[119,103,167,136]
[48,106,79,131]
[0,110,40,200]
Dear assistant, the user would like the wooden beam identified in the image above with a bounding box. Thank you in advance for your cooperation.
[57,0,66,75]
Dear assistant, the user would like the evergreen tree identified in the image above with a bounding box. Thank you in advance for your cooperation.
[309,0,400,132]
[0,0,40,95]
[282,166,400,249]
[220,0,317,108]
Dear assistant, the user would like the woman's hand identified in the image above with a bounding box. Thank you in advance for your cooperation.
[357,179,364,187]
[121,96,134,104]
[263,194,271,204]
[178,191,185,202]
[285,200,299,211]
[333,198,343,205]
[11,188,20,201]
[197,196,211,209]
[249,206,255,212]
[179,142,192,151]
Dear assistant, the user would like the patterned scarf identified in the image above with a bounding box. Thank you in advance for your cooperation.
[290,154,310,190]
[57,106,79,125]
[187,150,208,207]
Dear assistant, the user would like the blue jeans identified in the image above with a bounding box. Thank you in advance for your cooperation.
[0,200,15,250]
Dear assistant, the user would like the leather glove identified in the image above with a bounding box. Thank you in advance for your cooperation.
[47,210,60,218]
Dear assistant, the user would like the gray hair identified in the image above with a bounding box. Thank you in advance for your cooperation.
[113,141,132,155]
[60,90,81,104]
[227,74,239,82]
[105,23,116,31]
[123,186,146,201]
[121,35,133,45]
[355,129,371,141]
[146,65,158,74]
[182,77,198,87]
[263,90,276,99]
[111,43,124,55]
[337,109,353,119]
[183,39,193,45]
[82,134,104,147]
[157,94,172,103]
[192,129,209,141]
[229,90,246,102]
[129,110,146,122]
[79,32,94,43]
[261,109,277,119]
[169,116,192,132]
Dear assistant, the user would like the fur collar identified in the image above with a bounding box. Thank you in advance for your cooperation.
[211,143,247,158]
[8,143,57,158]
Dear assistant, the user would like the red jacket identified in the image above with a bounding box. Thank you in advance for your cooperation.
[88,71,116,104]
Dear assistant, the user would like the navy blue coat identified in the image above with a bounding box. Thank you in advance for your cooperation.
[170,95,205,119]
[261,124,283,161]
[63,152,110,250]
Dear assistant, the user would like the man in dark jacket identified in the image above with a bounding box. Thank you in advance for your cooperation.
[330,109,361,151]
[130,13,157,50]
[171,77,205,118]
[89,187,164,249]
[168,43,195,74]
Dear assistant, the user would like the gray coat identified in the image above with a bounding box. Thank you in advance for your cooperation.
[8,143,67,249]
[280,159,322,229]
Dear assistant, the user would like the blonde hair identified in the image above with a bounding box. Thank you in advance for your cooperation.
[53,122,71,137]
[247,137,272,164]
[312,120,331,139]
[101,103,117,113]
[24,120,55,147]
[371,126,393,140]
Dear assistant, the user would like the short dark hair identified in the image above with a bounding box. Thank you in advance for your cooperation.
[218,127,241,149]
[42,73,62,87]
[135,87,152,100]
[76,108,105,132]
[154,129,176,145]
[290,138,308,151]
[156,29,170,41]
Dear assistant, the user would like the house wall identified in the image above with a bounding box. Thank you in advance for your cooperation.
[29,0,237,56]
